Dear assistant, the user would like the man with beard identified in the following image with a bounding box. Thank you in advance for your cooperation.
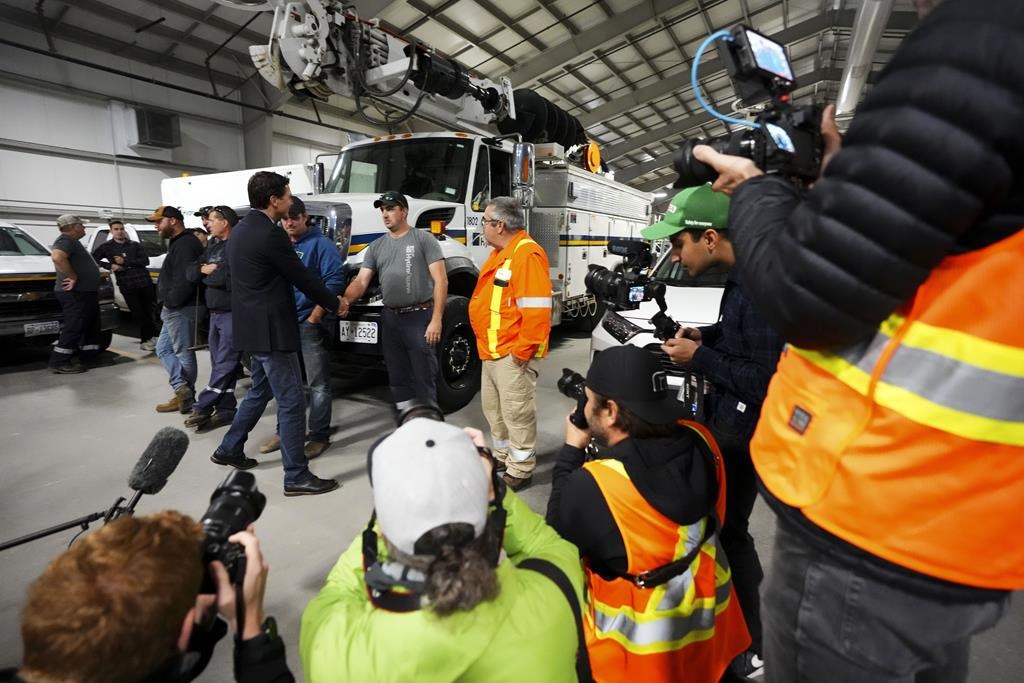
[148,206,203,414]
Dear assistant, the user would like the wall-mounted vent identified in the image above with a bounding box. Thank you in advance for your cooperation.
[134,108,181,148]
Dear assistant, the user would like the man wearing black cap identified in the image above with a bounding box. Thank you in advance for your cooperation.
[148,205,204,414]
[342,191,447,410]
[545,345,750,682]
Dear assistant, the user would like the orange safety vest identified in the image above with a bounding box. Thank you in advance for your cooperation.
[583,422,750,683]
[753,228,1024,589]
[469,231,553,361]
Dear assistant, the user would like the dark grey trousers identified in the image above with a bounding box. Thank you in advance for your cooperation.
[380,307,438,405]
[763,520,1008,683]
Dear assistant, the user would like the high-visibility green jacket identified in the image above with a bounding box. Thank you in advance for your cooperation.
[301,491,585,682]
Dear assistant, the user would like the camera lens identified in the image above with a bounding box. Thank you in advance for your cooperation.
[557,368,586,400]
[201,471,266,545]
[584,266,623,302]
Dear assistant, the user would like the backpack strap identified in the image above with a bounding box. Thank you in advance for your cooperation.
[518,558,593,683]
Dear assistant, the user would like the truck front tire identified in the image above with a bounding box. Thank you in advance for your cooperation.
[435,295,480,413]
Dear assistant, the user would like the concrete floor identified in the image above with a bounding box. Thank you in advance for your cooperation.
[0,328,1019,681]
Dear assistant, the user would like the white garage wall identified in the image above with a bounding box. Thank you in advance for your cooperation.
[0,38,355,243]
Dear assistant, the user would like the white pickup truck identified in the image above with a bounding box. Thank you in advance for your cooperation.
[0,221,119,349]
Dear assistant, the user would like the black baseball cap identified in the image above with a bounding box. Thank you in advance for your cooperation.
[287,196,307,217]
[585,346,688,424]
[373,191,408,209]
[194,206,214,217]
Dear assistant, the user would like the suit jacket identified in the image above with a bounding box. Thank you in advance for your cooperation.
[227,210,338,353]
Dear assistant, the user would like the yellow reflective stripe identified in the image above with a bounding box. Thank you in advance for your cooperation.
[792,347,872,395]
[486,257,512,357]
[899,319,1024,378]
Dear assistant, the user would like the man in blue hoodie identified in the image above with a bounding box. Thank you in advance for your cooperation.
[260,196,345,459]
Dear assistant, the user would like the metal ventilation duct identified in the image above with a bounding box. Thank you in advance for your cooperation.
[835,0,895,116]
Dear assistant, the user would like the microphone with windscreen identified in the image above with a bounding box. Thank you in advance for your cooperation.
[118,427,190,517]
[0,428,190,552]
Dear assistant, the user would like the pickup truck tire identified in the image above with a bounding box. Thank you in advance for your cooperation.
[436,295,480,414]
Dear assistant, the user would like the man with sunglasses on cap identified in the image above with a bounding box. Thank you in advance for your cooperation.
[546,345,750,683]
[300,419,588,683]
[184,206,241,432]
[342,191,447,410]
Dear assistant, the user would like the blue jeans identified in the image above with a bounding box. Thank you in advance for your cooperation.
[217,351,311,485]
[156,306,197,390]
[300,321,332,442]
[763,520,1008,683]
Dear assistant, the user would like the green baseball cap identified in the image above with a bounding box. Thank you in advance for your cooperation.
[641,184,729,240]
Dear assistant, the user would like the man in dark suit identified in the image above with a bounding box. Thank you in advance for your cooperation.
[210,171,343,496]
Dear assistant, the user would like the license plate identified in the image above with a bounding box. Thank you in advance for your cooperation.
[338,321,378,344]
[24,321,61,337]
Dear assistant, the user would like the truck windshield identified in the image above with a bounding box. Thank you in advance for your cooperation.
[0,226,50,256]
[652,252,729,287]
[324,138,472,202]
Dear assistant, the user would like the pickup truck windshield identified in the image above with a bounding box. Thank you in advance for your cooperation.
[325,138,472,202]
[0,226,49,256]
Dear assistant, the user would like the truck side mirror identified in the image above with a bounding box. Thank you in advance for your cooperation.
[512,142,535,210]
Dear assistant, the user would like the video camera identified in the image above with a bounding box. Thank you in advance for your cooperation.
[557,368,588,429]
[673,25,822,188]
[199,471,266,593]
[584,239,680,341]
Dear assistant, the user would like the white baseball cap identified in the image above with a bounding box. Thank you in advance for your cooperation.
[369,419,489,556]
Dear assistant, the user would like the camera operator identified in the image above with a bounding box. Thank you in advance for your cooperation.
[1,511,293,683]
[546,346,750,683]
[300,419,587,683]
[689,1,1024,680]
[647,184,781,676]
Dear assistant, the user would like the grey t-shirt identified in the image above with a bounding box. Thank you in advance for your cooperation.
[362,228,443,307]
[52,234,101,292]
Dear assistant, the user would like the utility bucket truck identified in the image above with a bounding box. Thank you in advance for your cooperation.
[171,0,657,412]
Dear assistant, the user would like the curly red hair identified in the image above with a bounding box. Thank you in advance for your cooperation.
[19,511,204,683]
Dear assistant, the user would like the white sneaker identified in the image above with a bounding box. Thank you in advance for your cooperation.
[140,338,157,352]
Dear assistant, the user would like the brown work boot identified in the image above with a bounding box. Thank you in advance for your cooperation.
[155,394,181,413]
[501,473,532,492]
[304,440,330,460]
[176,385,194,414]
[259,434,281,454]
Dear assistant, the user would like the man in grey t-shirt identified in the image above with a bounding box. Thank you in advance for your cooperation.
[342,191,448,409]
[49,214,103,374]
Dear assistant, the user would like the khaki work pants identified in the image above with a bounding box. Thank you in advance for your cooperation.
[480,354,540,479]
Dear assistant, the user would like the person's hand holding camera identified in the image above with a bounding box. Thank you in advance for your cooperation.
[209,528,268,641]
[463,427,497,503]
[678,327,702,344]
[662,337,700,365]
[693,103,843,195]
[564,413,590,450]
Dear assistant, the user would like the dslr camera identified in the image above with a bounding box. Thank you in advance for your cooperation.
[585,239,680,342]
[673,25,822,188]
[199,471,266,593]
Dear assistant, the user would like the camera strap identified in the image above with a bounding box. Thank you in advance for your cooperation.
[611,512,718,588]
[234,555,247,642]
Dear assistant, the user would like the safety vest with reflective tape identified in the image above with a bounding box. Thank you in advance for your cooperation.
[584,422,750,683]
[753,228,1024,589]
[469,231,553,361]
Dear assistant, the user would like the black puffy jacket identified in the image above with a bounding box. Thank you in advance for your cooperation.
[729,0,1024,349]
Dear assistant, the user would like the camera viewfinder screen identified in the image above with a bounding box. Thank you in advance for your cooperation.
[745,29,793,83]
[628,286,645,303]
